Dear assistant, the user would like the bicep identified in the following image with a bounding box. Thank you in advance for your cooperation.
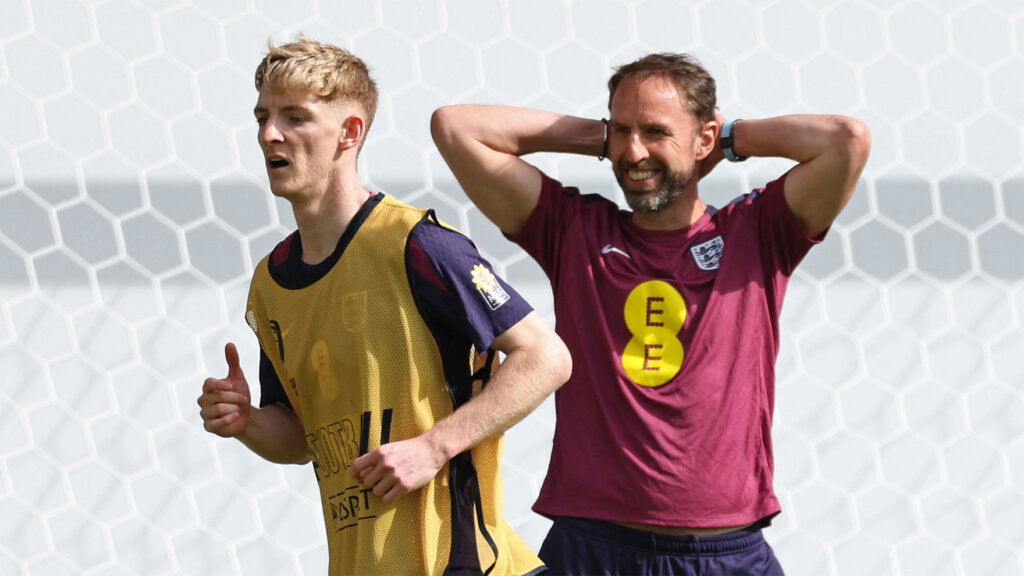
[431,107,543,236]
[490,312,572,392]
[491,311,563,359]
[782,117,871,236]
[490,312,543,353]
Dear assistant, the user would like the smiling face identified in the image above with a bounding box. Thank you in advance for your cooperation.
[608,75,710,214]
[253,89,349,200]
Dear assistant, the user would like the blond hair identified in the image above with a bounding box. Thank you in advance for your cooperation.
[255,35,378,132]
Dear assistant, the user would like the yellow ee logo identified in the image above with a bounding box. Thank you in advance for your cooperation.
[621,281,686,387]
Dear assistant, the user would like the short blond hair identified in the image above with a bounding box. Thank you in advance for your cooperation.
[255,35,378,132]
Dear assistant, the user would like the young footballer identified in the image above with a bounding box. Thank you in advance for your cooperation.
[199,36,570,576]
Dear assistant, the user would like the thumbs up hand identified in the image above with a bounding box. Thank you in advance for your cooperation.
[198,342,253,438]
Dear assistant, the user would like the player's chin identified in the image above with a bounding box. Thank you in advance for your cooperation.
[268,181,300,199]
[622,184,658,202]
[624,189,671,213]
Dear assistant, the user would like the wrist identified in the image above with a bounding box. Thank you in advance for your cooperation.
[720,118,747,162]
[420,426,459,463]
[597,118,609,161]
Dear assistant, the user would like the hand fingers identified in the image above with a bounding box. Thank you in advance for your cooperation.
[348,448,378,476]
[224,342,243,381]
[359,463,398,499]
[198,396,244,418]
[379,479,406,503]
[199,376,246,402]
[201,377,230,396]
[349,450,397,496]
[202,412,241,436]
[201,408,238,428]
[199,398,239,423]
[197,388,249,409]
[349,451,378,482]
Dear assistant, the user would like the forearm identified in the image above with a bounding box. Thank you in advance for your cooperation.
[433,104,604,158]
[236,404,311,465]
[432,105,604,234]
[729,114,871,235]
[730,114,868,164]
[421,324,571,461]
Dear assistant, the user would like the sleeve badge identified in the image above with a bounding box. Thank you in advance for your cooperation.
[470,264,511,310]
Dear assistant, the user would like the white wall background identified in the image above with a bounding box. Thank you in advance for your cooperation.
[1,1,1023,574]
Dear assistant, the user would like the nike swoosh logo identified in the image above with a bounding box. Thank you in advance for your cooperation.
[601,244,631,259]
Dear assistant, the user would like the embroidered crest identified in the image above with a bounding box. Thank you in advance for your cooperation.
[471,264,510,310]
[690,236,724,271]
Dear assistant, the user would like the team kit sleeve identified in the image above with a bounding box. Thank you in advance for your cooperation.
[257,347,292,409]
[407,219,533,352]
[506,171,583,277]
[755,174,824,276]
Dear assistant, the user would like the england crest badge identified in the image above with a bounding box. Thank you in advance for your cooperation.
[690,235,724,271]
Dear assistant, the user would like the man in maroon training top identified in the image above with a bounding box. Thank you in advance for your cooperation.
[431,53,870,575]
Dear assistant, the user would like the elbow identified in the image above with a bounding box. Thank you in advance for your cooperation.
[284,448,313,466]
[430,106,462,148]
[262,447,312,466]
[547,335,573,392]
[254,451,310,466]
[836,116,872,168]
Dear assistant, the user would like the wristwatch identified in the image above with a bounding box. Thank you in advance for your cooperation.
[720,119,747,162]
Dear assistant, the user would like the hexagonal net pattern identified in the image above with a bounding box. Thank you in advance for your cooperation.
[0,1,1022,575]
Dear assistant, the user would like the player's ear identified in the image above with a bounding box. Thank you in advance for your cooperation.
[695,118,718,160]
[339,115,365,151]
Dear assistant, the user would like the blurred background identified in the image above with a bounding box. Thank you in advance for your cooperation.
[0,1,1022,574]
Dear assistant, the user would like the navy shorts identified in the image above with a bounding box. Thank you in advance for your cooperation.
[538,516,785,576]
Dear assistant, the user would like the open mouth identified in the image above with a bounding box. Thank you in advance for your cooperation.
[628,169,656,182]
[621,168,661,190]
[619,160,663,188]
[268,157,290,169]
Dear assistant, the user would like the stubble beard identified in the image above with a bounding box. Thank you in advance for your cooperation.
[617,163,692,213]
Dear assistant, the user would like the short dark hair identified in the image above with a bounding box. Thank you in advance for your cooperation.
[608,53,717,123]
